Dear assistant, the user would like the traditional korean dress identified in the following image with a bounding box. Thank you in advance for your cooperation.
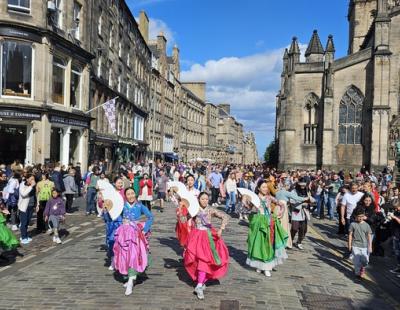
[175,201,193,247]
[113,201,153,277]
[246,196,288,271]
[0,213,19,250]
[184,206,229,281]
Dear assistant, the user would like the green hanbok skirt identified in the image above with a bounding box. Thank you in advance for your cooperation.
[246,213,288,271]
[0,213,19,251]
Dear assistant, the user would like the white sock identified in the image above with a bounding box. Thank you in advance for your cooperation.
[196,283,203,289]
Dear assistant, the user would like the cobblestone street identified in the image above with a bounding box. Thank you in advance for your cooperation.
[0,200,399,310]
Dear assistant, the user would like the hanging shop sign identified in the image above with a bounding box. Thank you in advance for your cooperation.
[0,109,41,120]
[49,115,90,128]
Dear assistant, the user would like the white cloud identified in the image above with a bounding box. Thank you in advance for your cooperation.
[148,18,175,46]
[181,43,307,156]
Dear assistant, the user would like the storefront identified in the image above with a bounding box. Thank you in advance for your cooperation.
[49,114,90,166]
[0,107,42,165]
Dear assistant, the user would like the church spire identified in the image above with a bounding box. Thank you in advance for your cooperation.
[288,37,300,66]
[305,30,324,62]
[325,35,335,54]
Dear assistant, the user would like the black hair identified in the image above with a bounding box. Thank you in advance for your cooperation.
[353,206,365,217]
[186,174,195,182]
[114,176,122,184]
[255,179,268,195]
[198,192,209,200]
[124,187,135,196]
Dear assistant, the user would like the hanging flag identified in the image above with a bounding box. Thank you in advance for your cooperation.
[102,98,117,133]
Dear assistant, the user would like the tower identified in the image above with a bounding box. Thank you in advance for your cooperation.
[348,0,377,54]
[305,30,324,63]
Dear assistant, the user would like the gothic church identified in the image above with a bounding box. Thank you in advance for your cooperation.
[276,0,400,171]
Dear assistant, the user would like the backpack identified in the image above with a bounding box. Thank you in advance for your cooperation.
[38,181,52,201]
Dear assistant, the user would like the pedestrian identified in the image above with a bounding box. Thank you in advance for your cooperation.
[85,166,100,216]
[3,171,21,231]
[184,192,229,300]
[18,174,36,245]
[388,201,400,277]
[348,207,372,279]
[155,169,169,212]
[341,183,364,234]
[207,168,223,207]
[63,169,78,214]
[246,180,288,277]
[113,188,153,296]
[36,173,54,233]
[44,190,65,244]
[224,172,237,214]
[138,173,153,210]
[74,162,82,197]
[290,182,311,250]
[51,163,65,194]
[186,175,200,198]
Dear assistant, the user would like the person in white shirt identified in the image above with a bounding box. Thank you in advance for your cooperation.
[225,172,237,214]
[341,183,364,233]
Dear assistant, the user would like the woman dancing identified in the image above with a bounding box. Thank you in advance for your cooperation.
[184,192,229,300]
[246,179,288,277]
[113,188,153,296]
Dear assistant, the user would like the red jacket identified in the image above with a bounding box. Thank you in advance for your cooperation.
[139,179,153,196]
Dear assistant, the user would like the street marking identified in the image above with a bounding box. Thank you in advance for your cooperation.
[62,239,73,244]
[80,222,91,226]
[40,246,56,253]
[17,254,36,263]
[0,266,11,273]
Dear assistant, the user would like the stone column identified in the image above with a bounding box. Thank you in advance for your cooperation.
[60,126,71,166]
[25,123,33,165]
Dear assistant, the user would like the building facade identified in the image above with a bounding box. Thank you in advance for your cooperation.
[276,0,400,171]
[0,0,93,171]
[89,4,151,168]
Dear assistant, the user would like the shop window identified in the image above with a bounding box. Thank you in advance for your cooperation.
[73,1,81,40]
[7,0,30,13]
[1,41,32,98]
[52,57,66,105]
[134,115,144,141]
[71,65,82,109]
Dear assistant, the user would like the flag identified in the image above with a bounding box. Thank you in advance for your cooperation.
[102,98,117,133]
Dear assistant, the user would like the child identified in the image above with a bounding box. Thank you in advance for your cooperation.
[348,207,372,278]
[44,190,66,244]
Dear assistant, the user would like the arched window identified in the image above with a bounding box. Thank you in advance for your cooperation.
[304,93,318,144]
[338,86,363,144]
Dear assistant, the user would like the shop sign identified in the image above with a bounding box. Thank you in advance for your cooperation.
[0,109,41,120]
[118,138,138,146]
[0,26,42,43]
[50,115,89,128]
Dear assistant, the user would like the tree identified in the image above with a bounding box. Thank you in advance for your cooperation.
[264,140,278,167]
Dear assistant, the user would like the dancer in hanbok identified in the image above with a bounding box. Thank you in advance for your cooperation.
[175,197,193,248]
[246,179,288,277]
[186,175,200,198]
[113,188,153,296]
[0,199,19,251]
[184,192,229,300]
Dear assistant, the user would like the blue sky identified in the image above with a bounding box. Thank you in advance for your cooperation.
[127,0,349,157]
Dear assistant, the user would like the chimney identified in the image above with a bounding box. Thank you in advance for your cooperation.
[139,11,149,43]
[157,31,167,54]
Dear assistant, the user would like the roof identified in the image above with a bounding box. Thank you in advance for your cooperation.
[289,37,300,54]
[148,44,160,58]
[325,35,335,53]
[305,30,324,56]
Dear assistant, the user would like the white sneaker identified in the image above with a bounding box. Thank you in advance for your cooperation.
[52,236,57,243]
[297,243,304,250]
[47,228,53,235]
[264,270,271,277]
[123,282,128,288]
[239,215,243,221]
[55,237,62,244]
[108,265,114,271]
[11,225,18,231]
[124,282,133,296]
[194,286,204,300]
[256,269,262,273]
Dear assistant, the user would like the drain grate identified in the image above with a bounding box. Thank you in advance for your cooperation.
[299,292,354,309]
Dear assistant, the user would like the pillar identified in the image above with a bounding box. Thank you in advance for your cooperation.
[60,126,71,166]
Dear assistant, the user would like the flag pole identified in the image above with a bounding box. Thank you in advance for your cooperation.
[85,96,119,114]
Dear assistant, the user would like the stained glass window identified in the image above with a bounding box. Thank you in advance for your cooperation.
[304,93,319,144]
[338,86,364,145]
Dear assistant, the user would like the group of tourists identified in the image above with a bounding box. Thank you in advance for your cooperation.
[1,159,400,300]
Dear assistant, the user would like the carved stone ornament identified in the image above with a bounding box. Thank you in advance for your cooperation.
[388,0,400,10]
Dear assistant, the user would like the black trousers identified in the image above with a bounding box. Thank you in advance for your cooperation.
[65,194,74,212]
[291,220,308,244]
[141,200,151,211]
[211,187,220,205]
[37,200,47,232]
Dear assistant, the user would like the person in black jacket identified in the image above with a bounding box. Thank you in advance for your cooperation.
[51,163,65,194]
[74,163,82,197]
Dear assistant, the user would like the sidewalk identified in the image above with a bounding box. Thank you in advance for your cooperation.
[310,218,400,304]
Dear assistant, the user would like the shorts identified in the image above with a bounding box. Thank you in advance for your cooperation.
[157,192,166,200]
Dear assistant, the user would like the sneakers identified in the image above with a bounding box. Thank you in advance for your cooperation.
[264,270,271,277]
[47,228,53,235]
[11,225,18,231]
[108,265,114,271]
[53,236,62,244]
[296,243,304,250]
[194,286,204,300]
[20,238,31,245]
[256,269,262,273]
[124,281,134,296]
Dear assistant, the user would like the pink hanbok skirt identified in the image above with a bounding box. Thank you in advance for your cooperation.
[113,222,149,275]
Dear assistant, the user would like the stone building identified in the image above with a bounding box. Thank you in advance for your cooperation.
[244,132,259,164]
[203,102,218,160]
[0,0,93,171]
[276,0,400,171]
[181,82,206,161]
[146,31,179,161]
[89,4,151,168]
